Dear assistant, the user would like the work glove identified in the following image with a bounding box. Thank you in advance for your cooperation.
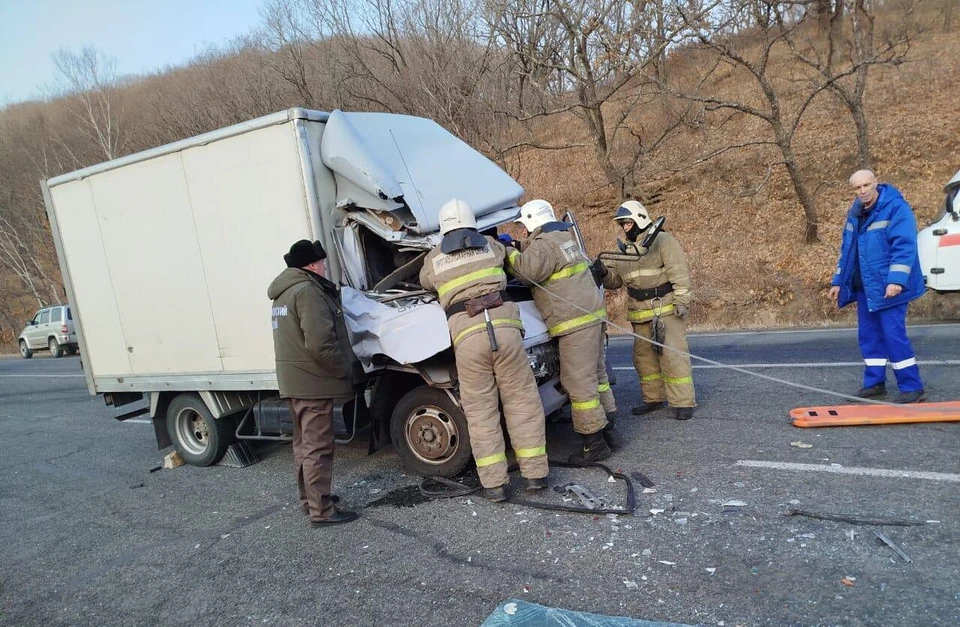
[590,259,608,287]
[674,304,689,319]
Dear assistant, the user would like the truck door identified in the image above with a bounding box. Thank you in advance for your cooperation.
[926,183,960,291]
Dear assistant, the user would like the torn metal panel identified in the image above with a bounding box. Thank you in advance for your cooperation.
[320,109,523,234]
[341,287,450,369]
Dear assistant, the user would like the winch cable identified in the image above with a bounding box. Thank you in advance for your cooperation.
[421,460,637,516]
[509,264,948,412]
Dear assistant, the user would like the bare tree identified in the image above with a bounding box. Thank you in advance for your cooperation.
[487,0,709,200]
[788,0,918,168]
[259,0,318,106]
[52,46,126,161]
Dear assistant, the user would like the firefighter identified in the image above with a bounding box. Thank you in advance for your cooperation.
[594,201,696,420]
[419,199,549,501]
[506,199,620,464]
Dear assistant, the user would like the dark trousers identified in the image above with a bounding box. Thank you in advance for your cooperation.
[289,398,336,522]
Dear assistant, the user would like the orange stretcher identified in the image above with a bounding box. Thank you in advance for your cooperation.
[790,401,960,428]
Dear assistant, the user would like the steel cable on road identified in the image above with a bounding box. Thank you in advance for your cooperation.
[509,264,952,413]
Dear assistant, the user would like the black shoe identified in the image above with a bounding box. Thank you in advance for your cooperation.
[301,495,340,514]
[523,477,548,492]
[632,401,667,416]
[603,414,623,451]
[568,432,612,465]
[895,390,926,404]
[855,384,887,399]
[310,509,358,527]
[482,486,508,502]
[674,407,694,420]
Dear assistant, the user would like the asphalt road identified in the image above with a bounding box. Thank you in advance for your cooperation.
[1,325,958,627]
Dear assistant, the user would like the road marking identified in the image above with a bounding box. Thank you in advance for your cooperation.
[736,460,960,483]
[612,360,960,371]
[607,323,960,341]
[123,419,152,425]
[0,374,86,378]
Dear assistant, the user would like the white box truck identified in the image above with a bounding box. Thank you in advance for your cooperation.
[43,108,567,477]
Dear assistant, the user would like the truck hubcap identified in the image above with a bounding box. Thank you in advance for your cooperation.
[405,406,458,464]
[174,408,209,456]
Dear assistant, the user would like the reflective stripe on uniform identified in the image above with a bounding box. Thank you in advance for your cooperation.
[890,264,911,275]
[571,398,601,410]
[640,373,663,382]
[864,358,887,366]
[514,446,546,458]
[475,452,507,467]
[664,375,693,385]
[597,382,611,393]
[546,261,589,282]
[866,220,890,232]
[891,357,916,370]
[452,317,523,346]
[628,304,675,322]
[623,267,665,280]
[506,249,521,266]
[438,267,506,298]
[845,222,854,232]
[547,308,606,336]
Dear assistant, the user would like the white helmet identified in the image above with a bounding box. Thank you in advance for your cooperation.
[613,200,652,230]
[516,199,556,232]
[438,198,477,236]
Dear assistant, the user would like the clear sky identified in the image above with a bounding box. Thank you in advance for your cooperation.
[0,0,265,105]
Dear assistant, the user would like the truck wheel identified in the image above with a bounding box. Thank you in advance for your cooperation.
[19,340,32,359]
[390,386,471,478]
[165,394,235,466]
[48,338,63,358]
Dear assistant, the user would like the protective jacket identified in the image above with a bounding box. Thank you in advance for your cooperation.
[601,231,692,321]
[506,223,606,336]
[832,183,925,312]
[268,268,354,399]
[420,236,523,347]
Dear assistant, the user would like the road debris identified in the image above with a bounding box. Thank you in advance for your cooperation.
[841,577,856,587]
[504,602,517,616]
[630,471,656,488]
[786,508,924,526]
[875,531,913,563]
[163,451,184,469]
[722,500,747,511]
[705,568,717,575]
[623,579,638,589]
[658,560,676,566]
[791,441,813,448]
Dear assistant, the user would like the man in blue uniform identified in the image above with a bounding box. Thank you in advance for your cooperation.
[829,170,926,403]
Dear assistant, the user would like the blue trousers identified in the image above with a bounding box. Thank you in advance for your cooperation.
[856,291,923,392]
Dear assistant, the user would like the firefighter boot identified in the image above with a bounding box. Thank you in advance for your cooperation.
[632,401,667,416]
[568,431,612,465]
[524,477,549,492]
[482,485,508,502]
[603,413,623,451]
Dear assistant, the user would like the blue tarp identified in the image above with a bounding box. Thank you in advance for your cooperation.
[481,599,695,627]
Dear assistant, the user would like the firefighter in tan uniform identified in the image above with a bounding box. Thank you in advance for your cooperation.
[506,199,621,463]
[419,199,549,501]
[595,201,696,420]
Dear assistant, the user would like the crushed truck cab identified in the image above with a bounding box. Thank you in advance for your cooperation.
[43,108,567,477]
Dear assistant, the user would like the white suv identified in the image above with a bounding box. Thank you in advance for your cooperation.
[18,305,78,358]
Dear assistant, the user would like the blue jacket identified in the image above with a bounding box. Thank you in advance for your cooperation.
[832,183,925,312]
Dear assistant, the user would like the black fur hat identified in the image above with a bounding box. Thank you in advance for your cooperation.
[284,239,326,268]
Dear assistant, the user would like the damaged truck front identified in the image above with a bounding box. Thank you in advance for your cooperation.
[43,108,566,478]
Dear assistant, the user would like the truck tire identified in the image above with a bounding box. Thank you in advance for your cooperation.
[390,386,472,478]
[166,393,235,466]
[48,337,63,358]
[19,340,32,359]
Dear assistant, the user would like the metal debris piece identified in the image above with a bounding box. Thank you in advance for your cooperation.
[563,484,607,510]
[790,441,813,449]
[875,531,913,563]
[786,508,924,527]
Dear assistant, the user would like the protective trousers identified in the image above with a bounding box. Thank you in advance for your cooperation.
[455,326,548,488]
[558,324,608,435]
[289,398,336,522]
[632,313,696,408]
[597,325,617,415]
[856,291,923,392]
